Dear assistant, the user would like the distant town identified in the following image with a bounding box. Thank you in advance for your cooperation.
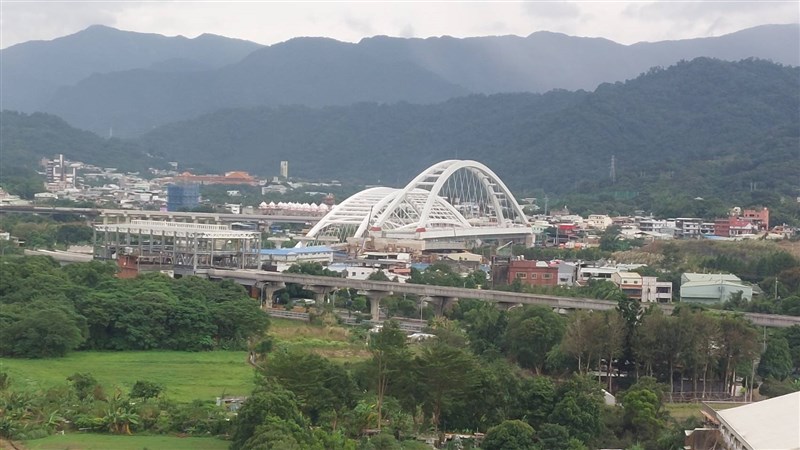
[1,154,795,309]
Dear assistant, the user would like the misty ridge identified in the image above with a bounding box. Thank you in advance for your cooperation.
[1,23,798,137]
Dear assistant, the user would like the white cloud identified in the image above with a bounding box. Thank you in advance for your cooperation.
[1,1,797,49]
[522,1,581,19]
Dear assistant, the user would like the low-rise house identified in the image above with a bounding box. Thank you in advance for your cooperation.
[578,266,619,282]
[507,259,558,287]
[611,272,643,299]
[556,261,579,286]
[586,214,613,230]
[641,276,673,302]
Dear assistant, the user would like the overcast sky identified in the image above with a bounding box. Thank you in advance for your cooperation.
[1,1,798,49]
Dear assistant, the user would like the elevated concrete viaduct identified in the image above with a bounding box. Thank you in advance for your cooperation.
[202,269,800,328]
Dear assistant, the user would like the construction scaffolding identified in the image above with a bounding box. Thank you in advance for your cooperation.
[93,220,261,273]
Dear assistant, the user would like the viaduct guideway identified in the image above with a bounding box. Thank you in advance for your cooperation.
[203,269,800,328]
[0,205,321,225]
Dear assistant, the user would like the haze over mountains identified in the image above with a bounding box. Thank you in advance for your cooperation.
[5,57,797,220]
[136,58,799,196]
[1,23,798,136]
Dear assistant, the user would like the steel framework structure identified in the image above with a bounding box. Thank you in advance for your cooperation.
[94,220,261,271]
[306,160,529,244]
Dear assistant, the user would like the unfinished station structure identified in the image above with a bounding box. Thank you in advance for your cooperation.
[93,220,261,275]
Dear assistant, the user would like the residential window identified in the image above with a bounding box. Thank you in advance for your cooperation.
[516,273,527,279]
[542,273,552,279]
[530,273,537,279]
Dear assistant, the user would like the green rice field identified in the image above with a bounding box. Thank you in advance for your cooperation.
[0,350,254,403]
[23,433,228,450]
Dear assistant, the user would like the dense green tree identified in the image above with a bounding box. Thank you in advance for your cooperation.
[0,306,86,358]
[266,350,357,427]
[285,262,342,277]
[369,320,411,432]
[67,373,99,401]
[515,376,556,429]
[416,340,479,430]
[757,336,793,381]
[718,316,760,395]
[130,380,164,401]
[462,301,508,356]
[620,388,663,441]
[504,306,565,374]
[230,381,307,450]
[367,271,391,282]
[482,420,536,450]
[561,311,596,374]
[780,296,800,316]
[778,325,800,371]
[408,263,467,287]
[62,260,117,288]
[446,359,521,431]
[536,423,571,450]
[359,433,401,450]
[548,375,603,444]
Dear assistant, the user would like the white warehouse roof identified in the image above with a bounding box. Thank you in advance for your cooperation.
[716,391,800,450]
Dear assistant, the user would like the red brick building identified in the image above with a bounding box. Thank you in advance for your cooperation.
[507,260,558,287]
[714,207,769,237]
[741,207,769,231]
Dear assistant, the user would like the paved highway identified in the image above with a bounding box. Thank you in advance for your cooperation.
[204,269,800,328]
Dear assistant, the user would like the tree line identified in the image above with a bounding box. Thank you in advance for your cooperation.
[0,256,269,358]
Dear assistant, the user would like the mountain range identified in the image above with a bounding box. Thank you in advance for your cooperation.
[2,57,798,222]
[1,24,798,137]
[136,58,799,194]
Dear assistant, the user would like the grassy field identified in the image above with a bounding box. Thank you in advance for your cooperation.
[664,401,744,421]
[0,319,368,405]
[0,351,254,403]
[270,317,371,363]
[23,433,228,450]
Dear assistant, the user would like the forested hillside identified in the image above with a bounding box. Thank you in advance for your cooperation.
[0,111,162,171]
[138,58,799,220]
[3,24,796,136]
[0,25,262,113]
[3,58,797,222]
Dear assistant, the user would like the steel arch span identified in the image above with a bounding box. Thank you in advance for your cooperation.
[306,160,529,244]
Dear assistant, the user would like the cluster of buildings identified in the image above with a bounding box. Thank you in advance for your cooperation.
[255,240,756,305]
[5,155,334,215]
[535,206,789,245]
[497,258,672,303]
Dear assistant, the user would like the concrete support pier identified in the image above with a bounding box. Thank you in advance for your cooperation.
[365,291,391,321]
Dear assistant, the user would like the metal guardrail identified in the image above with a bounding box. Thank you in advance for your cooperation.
[264,309,310,320]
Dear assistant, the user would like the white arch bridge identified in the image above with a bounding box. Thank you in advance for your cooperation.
[306,160,532,246]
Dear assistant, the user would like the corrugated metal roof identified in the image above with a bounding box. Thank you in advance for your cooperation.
[716,391,800,450]
[259,245,334,256]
